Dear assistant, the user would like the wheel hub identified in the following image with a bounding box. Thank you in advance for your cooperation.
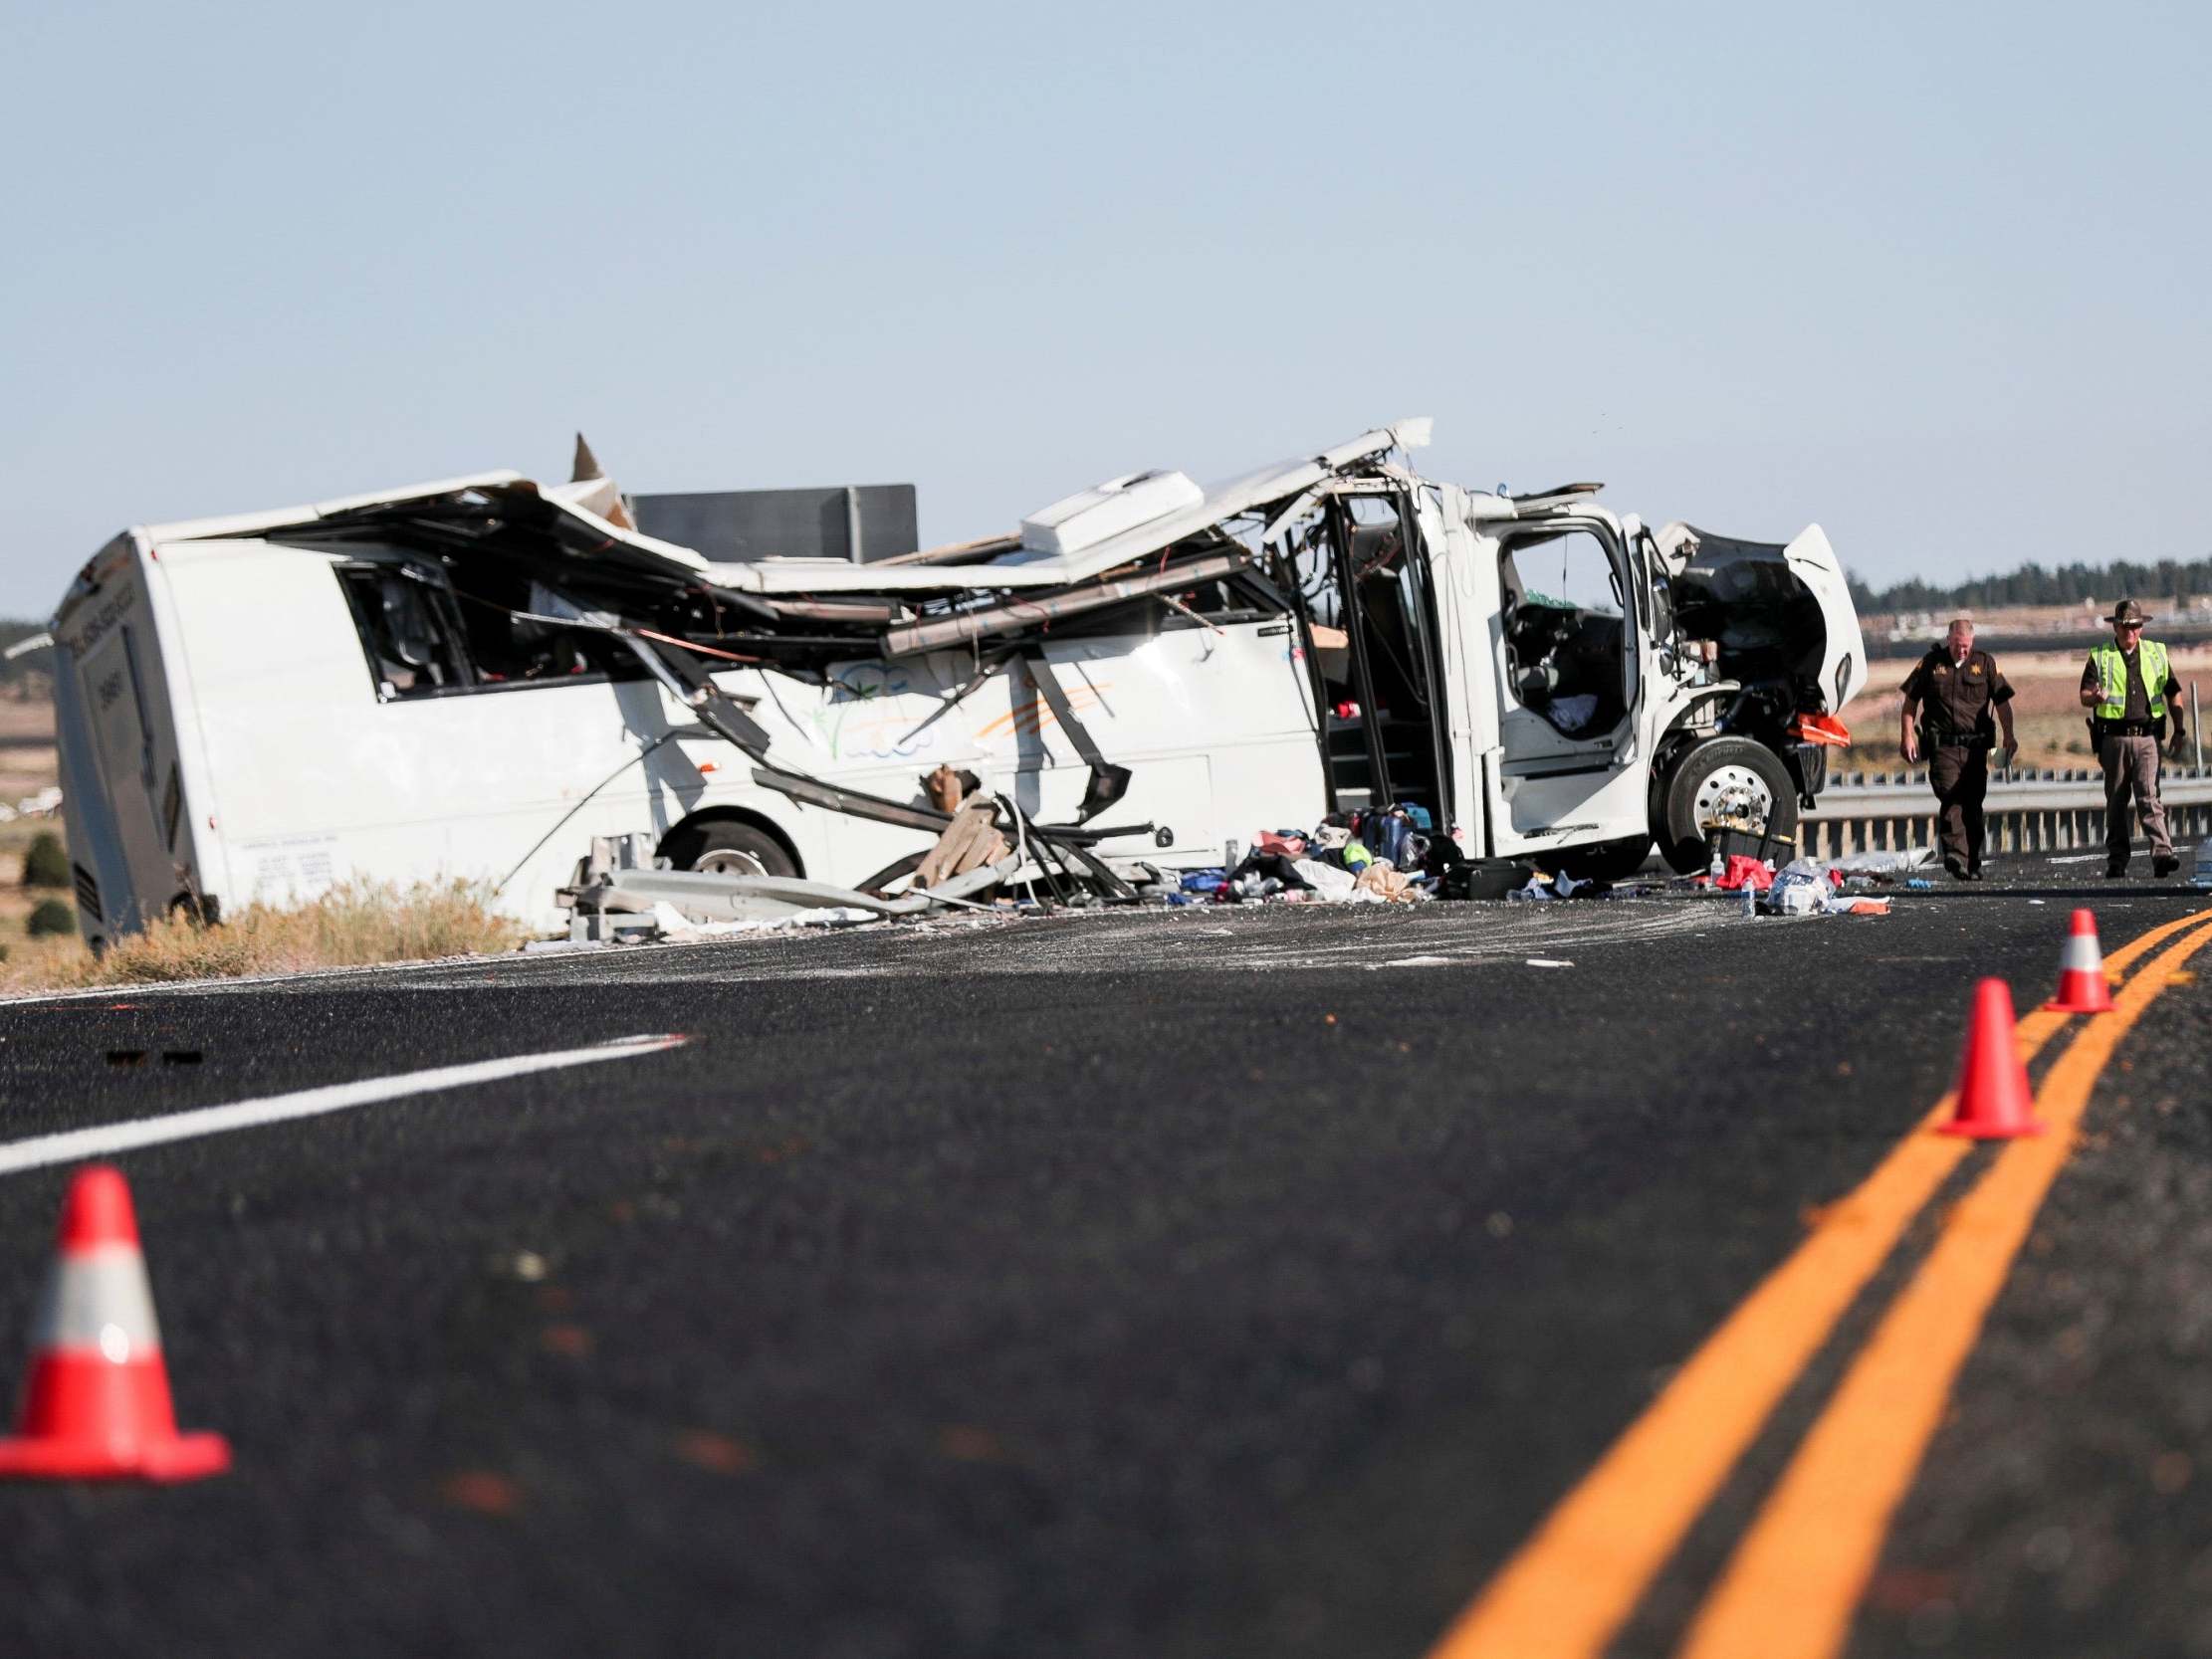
[1692,762,1775,829]
[695,849,770,878]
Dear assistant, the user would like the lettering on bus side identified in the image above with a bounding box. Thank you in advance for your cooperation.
[63,584,139,658]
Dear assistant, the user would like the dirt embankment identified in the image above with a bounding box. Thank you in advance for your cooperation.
[0,695,62,959]
[1847,645,2212,773]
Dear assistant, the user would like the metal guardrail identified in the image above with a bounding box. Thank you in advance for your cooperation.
[1802,766,2212,857]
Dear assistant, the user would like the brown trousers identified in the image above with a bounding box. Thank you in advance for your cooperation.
[1926,741,1989,870]
[2101,733,2173,866]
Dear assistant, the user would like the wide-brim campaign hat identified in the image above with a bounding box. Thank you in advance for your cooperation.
[2104,599,2153,625]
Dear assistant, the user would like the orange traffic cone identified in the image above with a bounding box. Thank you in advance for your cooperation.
[2044,908,2116,1013]
[0,1166,230,1481]
[1939,979,2046,1139]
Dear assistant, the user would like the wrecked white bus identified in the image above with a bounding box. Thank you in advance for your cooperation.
[50,421,1866,945]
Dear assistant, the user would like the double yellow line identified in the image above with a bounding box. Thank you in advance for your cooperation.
[1431,906,2212,1659]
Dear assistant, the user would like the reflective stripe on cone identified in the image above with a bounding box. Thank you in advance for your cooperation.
[2045,909,2115,1014]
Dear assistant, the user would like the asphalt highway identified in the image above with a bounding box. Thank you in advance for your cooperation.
[0,856,2207,1658]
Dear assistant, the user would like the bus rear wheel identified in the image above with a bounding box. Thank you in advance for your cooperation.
[661,820,797,880]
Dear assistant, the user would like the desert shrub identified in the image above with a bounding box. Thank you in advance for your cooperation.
[27,898,74,936]
[23,832,68,889]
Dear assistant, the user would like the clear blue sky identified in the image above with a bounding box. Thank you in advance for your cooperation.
[4,2,2207,615]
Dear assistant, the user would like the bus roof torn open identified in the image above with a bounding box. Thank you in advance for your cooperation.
[50,421,1866,943]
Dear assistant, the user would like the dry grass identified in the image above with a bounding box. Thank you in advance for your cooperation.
[1,879,528,993]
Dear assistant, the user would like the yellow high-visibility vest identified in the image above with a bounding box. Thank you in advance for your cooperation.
[2090,638,2169,721]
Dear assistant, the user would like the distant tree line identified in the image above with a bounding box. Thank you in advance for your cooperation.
[1848,557,2210,616]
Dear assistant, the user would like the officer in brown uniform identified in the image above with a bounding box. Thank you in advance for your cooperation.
[1899,618,2017,880]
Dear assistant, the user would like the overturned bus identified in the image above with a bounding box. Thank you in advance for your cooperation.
[49,420,1867,943]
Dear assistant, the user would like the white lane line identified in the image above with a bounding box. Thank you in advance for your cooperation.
[0,1033,689,1177]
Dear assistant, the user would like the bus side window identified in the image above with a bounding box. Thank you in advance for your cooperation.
[334,565,471,701]
[449,576,650,684]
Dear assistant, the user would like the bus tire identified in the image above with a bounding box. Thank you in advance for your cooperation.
[1657,737,1798,873]
[661,818,798,879]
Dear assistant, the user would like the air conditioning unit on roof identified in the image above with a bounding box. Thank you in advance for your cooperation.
[1018,469,1204,557]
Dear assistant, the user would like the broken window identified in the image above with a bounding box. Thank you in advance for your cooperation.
[445,570,652,687]
[335,565,470,700]
[334,561,649,702]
